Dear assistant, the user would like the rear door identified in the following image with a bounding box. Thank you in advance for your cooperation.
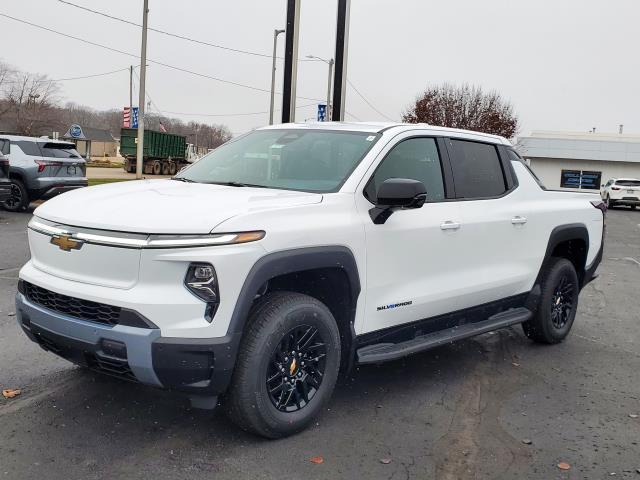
[0,139,9,178]
[443,138,531,307]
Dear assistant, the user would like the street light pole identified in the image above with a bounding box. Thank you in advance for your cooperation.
[269,29,285,125]
[129,65,133,112]
[135,0,149,179]
[306,55,334,121]
[326,59,334,120]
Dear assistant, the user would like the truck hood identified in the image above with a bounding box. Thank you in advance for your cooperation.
[34,179,323,234]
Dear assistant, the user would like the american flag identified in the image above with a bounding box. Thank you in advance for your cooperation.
[123,107,131,128]
[123,107,139,128]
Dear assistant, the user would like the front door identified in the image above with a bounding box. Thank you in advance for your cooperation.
[356,134,464,335]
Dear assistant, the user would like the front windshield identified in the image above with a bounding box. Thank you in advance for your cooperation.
[176,129,380,193]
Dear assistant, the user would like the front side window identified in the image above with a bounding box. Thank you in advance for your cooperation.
[364,137,445,203]
[448,139,507,198]
[177,129,380,193]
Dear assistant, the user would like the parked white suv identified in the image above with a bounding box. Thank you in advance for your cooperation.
[601,178,640,209]
[15,123,605,438]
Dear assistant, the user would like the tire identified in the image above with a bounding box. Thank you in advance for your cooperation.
[152,161,162,175]
[161,162,170,175]
[168,162,177,176]
[2,179,29,212]
[522,257,579,344]
[225,292,341,439]
[605,195,611,208]
[631,205,637,210]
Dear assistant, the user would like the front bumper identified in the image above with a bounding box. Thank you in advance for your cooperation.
[15,291,238,395]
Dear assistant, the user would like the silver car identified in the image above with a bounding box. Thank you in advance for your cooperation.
[0,135,88,212]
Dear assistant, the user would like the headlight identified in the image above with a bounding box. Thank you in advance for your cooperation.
[184,263,219,322]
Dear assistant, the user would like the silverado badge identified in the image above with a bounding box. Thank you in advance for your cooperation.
[50,234,84,252]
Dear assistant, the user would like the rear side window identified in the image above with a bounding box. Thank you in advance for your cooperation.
[12,141,41,156]
[38,142,82,159]
[364,137,445,203]
[0,139,9,155]
[507,148,546,188]
[448,139,507,198]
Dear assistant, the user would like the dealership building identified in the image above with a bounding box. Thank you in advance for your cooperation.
[516,131,640,191]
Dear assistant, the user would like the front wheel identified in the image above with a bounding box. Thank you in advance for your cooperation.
[225,292,341,438]
[523,257,579,344]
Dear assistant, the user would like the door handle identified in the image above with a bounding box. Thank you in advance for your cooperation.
[440,221,461,231]
[511,216,528,225]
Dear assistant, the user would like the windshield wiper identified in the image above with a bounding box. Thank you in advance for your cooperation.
[206,181,268,188]
[171,177,196,183]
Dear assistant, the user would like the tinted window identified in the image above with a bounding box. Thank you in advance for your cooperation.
[616,180,640,187]
[364,137,445,203]
[38,142,82,159]
[12,141,41,156]
[0,139,9,155]
[178,129,379,193]
[449,140,506,198]
[507,149,545,188]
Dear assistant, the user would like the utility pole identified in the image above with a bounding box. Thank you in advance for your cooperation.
[332,0,351,121]
[282,0,301,123]
[269,29,285,125]
[129,65,133,112]
[135,0,149,179]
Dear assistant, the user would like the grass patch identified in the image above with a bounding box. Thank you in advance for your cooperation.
[88,178,131,187]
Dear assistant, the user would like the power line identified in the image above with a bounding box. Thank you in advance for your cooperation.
[57,0,315,62]
[0,67,130,84]
[0,12,323,101]
[162,103,317,118]
[346,79,395,122]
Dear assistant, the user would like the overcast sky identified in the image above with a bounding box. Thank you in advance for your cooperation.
[0,0,638,137]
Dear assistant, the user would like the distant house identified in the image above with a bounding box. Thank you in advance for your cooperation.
[61,124,118,159]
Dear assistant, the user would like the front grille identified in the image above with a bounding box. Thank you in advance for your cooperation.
[23,281,121,326]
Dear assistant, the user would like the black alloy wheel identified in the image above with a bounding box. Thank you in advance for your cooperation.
[522,257,579,344]
[225,292,341,438]
[266,325,327,413]
[2,179,28,212]
[549,275,575,329]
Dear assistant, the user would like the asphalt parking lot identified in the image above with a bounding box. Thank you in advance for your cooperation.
[0,207,638,479]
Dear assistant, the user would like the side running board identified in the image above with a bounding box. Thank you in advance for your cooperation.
[357,307,532,365]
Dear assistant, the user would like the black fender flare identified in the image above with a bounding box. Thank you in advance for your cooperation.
[537,222,590,283]
[226,246,362,337]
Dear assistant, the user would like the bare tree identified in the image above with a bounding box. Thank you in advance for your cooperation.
[4,71,60,135]
[403,83,519,138]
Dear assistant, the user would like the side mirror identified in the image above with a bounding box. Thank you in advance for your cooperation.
[369,178,427,225]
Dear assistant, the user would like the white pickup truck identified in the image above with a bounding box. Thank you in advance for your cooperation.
[15,122,605,438]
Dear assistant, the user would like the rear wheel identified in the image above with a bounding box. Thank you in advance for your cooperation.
[2,179,29,212]
[631,205,637,210]
[168,162,177,176]
[161,161,170,175]
[225,292,341,438]
[152,161,162,175]
[523,257,579,344]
